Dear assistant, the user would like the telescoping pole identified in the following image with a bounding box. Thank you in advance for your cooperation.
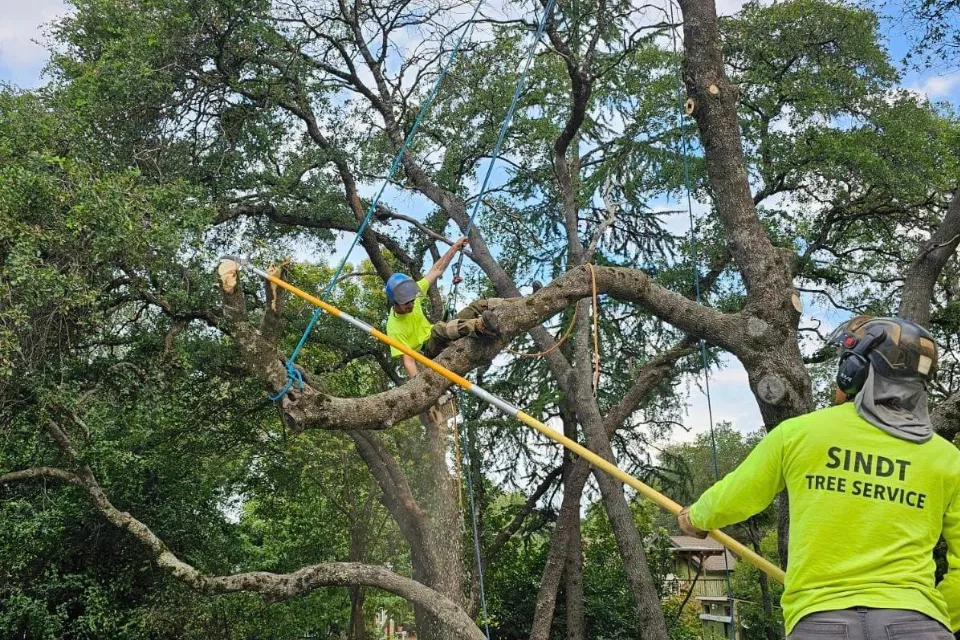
[233,260,786,584]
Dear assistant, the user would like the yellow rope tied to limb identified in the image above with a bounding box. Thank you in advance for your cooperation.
[588,264,600,391]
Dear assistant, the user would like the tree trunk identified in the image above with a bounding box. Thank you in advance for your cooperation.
[568,304,670,640]
[561,411,586,640]
[350,426,466,640]
[899,188,960,328]
[349,586,367,640]
[564,514,586,640]
[530,459,591,640]
[348,524,369,640]
[413,410,468,640]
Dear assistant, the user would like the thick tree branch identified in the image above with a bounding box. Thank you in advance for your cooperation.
[219,261,741,431]
[568,309,669,638]
[0,429,484,640]
[0,466,82,486]
[603,337,697,435]
[899,189,960,327]
[484,466,563,568]
[677,0,794,305]
[529,459,591,640]
[540,0,589,264]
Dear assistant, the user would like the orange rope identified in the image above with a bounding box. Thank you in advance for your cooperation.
[504,305,579,358]
[503,264,601,373]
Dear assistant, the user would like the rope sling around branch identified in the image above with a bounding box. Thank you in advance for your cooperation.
[229,258,787,585]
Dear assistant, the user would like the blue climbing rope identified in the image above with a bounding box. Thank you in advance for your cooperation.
[667,0,733,603]
[271,0,488,400]
[456,392,492,639]
[439,5,559,636]
[448,0,559,311]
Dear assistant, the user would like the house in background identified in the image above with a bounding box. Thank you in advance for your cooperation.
[375,608,416,639]
[668,536,739,639]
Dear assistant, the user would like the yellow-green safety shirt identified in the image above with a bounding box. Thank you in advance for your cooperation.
[385,278,433,358]
[689,402,960,633]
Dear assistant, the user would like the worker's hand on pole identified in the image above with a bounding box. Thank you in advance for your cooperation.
[678,507,708,539]
[453,236,469,252]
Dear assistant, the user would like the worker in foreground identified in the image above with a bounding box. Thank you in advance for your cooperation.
[385,237,503,379]
[679,316,959,639]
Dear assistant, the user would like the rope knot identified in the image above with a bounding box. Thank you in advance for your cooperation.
[270,361,305,401]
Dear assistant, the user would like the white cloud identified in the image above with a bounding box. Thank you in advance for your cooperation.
[0,0,70,84]
[714,0,750,15]
[673,356,765,443]
[911,72,960,100]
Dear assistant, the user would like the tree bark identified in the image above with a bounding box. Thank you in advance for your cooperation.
[417,410,468,640]
[677,0,816,567]
[568,304,669,640]
[530,459,591,640]
[348,522,369,640]
[933,391,960,442]
[349,586,367,640]
[564,509,586,640]
[220,261,743,433]
[349,429,465,640]
[561,409,586,640]
[899,188,960,328]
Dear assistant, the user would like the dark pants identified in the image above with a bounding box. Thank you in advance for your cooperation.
[421,298,505,358]
[788,608,953,640]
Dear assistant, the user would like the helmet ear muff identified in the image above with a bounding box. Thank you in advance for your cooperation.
[836,327,886,396]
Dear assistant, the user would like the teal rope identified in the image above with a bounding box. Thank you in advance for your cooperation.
[456,392,492,639]
[271,0,487,400]
[441,5,559,631]
[448,0,559,311]
[667,0,732,599]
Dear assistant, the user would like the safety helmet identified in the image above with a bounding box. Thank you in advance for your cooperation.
[385,273,420,306]
[826,316,938,396]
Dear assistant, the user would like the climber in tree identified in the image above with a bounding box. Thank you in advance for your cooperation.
[678,316,959,639]
[385,237,503,379]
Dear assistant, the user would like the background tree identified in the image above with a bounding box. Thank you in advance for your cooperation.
[1,0,959,637]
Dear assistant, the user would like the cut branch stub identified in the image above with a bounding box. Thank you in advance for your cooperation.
[218,260,240,294]
[684,97,695,115]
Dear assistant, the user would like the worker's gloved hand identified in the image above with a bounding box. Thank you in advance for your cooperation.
[678,507,708,539]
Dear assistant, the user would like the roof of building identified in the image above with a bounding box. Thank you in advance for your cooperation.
[702,549,737,573]
[669,536,738,573]
[669,535,725,553]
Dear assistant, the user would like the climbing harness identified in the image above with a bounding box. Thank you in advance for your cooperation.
[229,257,787,584]
[269,0,488,400]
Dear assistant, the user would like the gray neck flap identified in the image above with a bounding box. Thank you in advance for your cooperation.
[854,366,933,443]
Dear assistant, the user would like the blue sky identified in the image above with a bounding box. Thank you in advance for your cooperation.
[3,0,956,443]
